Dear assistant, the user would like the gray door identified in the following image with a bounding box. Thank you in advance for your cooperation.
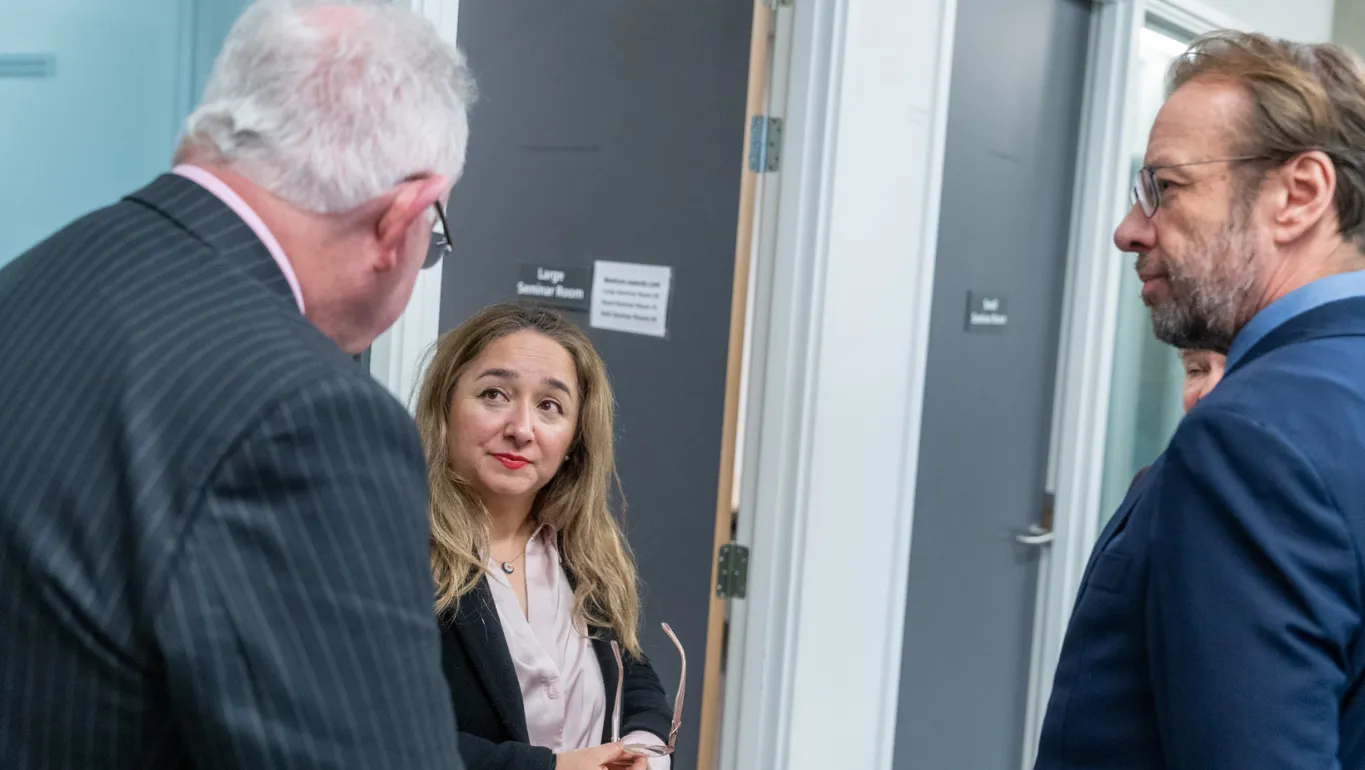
[893,0,1093,767]
[443,5,754,768]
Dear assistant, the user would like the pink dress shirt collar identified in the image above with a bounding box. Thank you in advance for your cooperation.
[172,164,306,313]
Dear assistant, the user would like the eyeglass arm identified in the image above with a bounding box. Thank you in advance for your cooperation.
[611,624,686,751]
[610,640,625,744]
[661,623,685,748]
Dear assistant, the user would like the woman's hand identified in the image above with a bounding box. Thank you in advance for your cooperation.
[606,758,649,770]
[555,743,644,770]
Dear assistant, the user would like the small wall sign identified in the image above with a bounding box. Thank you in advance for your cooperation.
[589,261,673,338]
[965,291,1008,332]
[516,264,592,312]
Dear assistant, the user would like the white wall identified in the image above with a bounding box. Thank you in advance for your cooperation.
[1199,0,1336,40]
[749,0,957,768]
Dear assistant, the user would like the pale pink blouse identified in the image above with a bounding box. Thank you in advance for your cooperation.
[485,525,669,769]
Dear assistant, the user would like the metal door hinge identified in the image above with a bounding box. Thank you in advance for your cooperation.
[763,0,793,9]
[748,116,783,173]
[716,543,750,599]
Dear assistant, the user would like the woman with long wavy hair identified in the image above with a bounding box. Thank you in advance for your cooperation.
[417,303,676,770]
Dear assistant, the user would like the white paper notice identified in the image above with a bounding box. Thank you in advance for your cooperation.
[589,261,673,338]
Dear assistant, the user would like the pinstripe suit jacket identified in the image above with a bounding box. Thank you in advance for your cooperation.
[0,175,464,769]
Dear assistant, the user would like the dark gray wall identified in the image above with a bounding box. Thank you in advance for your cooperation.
[893,0,1092,767]
[444,4,753,767]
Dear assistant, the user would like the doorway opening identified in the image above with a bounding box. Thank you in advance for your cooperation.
[419,1,791,768]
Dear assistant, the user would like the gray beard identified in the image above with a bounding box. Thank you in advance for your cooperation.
[1149,271,1253,353]
[1147,204,1259,354]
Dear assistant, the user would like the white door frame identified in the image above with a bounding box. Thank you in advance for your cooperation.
[716,3,790,767]
[721,0,958,768]
[1020,1,1248,766]
[368,0,460,410]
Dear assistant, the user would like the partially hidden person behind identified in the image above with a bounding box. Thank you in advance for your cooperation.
[1126,348,1228,495]
[416,303,680,770]
[1178,348,1226,414]
[0,1,475,768]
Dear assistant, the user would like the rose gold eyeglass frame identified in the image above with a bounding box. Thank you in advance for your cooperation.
[609,622,685,758]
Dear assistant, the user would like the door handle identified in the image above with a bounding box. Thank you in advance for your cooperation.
[1015,524,1055,547]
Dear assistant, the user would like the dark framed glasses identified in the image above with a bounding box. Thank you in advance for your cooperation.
[424,200,452,269]
[1130,155,1269,218]
[610,623,685,757]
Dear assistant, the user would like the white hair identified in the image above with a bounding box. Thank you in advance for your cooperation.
[183,0,476,213]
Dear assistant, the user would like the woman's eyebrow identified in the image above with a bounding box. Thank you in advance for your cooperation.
[475,368,517,381]
[472,369,572,397]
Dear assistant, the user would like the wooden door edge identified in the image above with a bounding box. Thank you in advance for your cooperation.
[696,3,774,769]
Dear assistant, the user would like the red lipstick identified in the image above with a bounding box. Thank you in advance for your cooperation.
[494,453,529,470]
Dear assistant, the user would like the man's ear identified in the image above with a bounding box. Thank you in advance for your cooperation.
[1272,151,1337,245]
[375,175,450,270]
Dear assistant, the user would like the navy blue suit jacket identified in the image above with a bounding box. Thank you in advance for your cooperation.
[1036,296,1365,769]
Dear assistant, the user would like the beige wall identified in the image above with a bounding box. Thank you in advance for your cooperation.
[1336,0,1365,54]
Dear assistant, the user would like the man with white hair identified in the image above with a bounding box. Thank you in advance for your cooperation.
[0,2,474,768]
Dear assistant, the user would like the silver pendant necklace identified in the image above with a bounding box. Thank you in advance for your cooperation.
[492,528,534,575]
[496,551,526,575]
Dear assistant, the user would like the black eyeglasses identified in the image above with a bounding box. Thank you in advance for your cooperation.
[424,200,452,269]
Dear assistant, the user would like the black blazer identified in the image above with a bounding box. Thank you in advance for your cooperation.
[0,175,462,769]
[440,576,671,770]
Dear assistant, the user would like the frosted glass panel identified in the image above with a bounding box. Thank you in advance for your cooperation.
[1096,24,1194,522]
[0,0,246,267]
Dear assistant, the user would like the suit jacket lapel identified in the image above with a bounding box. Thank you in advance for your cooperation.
[451,577,532,742]
[125,174,297,308]
[1097,465,1151,549]
[1076,462,1155,597]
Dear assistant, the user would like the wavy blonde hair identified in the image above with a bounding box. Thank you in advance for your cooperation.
[416,302,642,655]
